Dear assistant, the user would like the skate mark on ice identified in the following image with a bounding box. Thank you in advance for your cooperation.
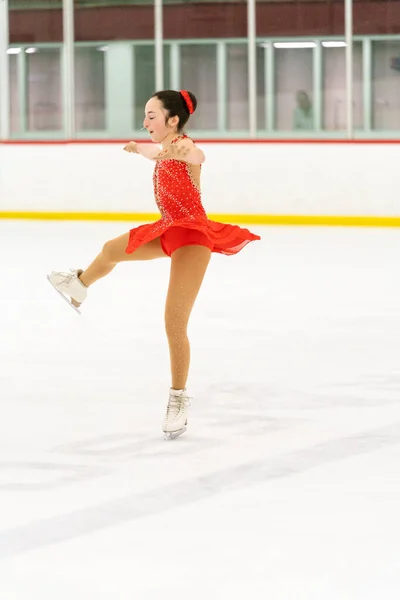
[1,420,400,559]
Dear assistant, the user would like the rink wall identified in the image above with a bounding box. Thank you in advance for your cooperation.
[1,140,400,226]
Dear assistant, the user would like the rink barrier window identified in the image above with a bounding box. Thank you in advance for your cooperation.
[3,35,400,141]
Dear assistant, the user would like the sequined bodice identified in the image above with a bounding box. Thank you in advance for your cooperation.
[153,138,207,222]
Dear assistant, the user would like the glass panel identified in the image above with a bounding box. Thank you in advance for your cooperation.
[75,47,106,131]
[26,48,62,131]
[133,45,171,131]
[372,41,400,131]
[165,0,248,133]
[8,0,63,136]
[256,0,347,135]
[356,1,395,132]
[227,44,247,130]
[180,45,218,130]
[74,3,152,136]
[275,47,314,132]
[226,44,265,131]
[323,43,363,132]
[74,3,111,135]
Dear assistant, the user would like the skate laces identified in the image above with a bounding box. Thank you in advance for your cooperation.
[58,269,78,284]
[167,393,192,421]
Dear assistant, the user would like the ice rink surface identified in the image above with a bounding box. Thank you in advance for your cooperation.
[1,219,400,599]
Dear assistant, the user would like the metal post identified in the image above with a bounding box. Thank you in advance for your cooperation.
[62,0,75,138]
[345,0,353,138]
[18,48,26,134]
[0,0,10,140]
[155,0,163,90]
[362,38,372,132]
[247,0,256,137]
[217,42,227,132]
[313,42,322,132]
[266,42,274,132]
[170,43,180,90]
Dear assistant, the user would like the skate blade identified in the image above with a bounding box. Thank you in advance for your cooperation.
[46,275,81,315]
[164,426,187,441]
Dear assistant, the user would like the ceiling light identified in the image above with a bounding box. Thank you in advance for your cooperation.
[322,41,347,48]
[273,42,317,49]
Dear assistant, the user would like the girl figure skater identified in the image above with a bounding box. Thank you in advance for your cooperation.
[48,89,260,440]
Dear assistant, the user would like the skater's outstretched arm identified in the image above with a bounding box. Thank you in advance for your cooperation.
[123,141,162,161]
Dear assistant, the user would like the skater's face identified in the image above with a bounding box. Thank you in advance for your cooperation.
[143,97,179,143]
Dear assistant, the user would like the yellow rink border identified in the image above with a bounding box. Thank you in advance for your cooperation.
[1,212,400,228]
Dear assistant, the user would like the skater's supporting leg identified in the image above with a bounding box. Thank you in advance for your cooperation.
[162,244,211,438]
[164,244,211,390]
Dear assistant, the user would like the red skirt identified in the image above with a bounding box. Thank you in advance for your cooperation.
[126,217,260,257]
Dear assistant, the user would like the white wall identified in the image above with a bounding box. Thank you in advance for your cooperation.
[0,142,399,217]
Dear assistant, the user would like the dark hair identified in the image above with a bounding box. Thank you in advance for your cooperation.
[152,89,197,132]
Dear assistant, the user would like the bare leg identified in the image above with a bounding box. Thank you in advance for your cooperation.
[79,232,166,287]
[164,245,211,390]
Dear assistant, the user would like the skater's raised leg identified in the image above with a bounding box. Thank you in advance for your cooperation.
[79,233,166,287]
[48,234,166,311]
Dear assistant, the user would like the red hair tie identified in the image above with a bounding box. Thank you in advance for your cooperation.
[180,90,194,114]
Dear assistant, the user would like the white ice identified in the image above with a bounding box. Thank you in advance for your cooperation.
[1,220,400,599]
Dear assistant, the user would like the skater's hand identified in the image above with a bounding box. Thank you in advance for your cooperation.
[125,142,165,161]
[155,144,190,162]
[123,141,138,154]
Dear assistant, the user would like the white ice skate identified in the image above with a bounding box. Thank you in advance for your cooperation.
[47,269,87,314]
[163,388,191,440]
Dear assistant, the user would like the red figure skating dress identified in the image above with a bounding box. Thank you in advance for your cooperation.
[126,135,261,256]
